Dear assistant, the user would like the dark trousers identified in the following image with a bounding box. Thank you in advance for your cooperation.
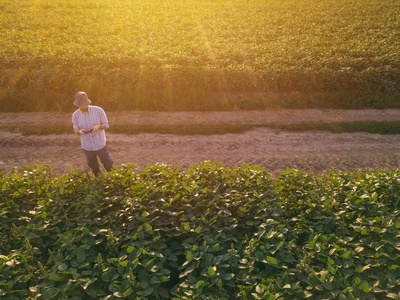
[83,145,114,176]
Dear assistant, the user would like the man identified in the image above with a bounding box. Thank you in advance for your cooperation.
[72,91,114,176]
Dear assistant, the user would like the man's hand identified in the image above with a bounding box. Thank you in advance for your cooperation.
[91,124,106,133]
[76,129,86,135]
[76,125,106,135]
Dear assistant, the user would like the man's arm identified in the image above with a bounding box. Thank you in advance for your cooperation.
[91,124,107,133]
[90,107,110,133]
[72,112,85,135]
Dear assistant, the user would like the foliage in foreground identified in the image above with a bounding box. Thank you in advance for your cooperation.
[0,162,399,299]
[1,0,400,111]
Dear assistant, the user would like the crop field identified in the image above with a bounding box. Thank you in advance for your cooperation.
[1,1,400,298]
[1,163,399,299]
[1,0,400,111]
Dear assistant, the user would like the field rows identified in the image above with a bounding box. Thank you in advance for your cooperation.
[1,164,400,298]
[1,0,400,111]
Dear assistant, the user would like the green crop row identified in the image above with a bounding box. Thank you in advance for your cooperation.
[1,0,400,111]
[1,162,399,299]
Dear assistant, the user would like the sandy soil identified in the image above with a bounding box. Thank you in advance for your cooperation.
[1,109,400,176]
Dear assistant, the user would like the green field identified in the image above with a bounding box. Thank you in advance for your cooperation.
[1,163,399,299]
[1,0,400,111]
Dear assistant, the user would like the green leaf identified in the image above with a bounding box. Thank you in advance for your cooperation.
[150,276,161,284]
[195,226,202,234]
[85,284,101,298]
[275,241,284,252]
[303,291,314,298]
[208,266,216,276]
[81,278,97,290]
[310,235,319,249]
[221,273,235,280]
[58,262,68,272]
[342,251,352,259]
[186,251,193,261]
[183,223,190,232]
[180,265,195,278]
[267,256,278,266]
[256,285,264,294]
[76,249,86,262]
[256,251,266,262]
[158,287,169,299]
[123,287,132,297]
[196,280,205,288]
[145,258,156,267]
[144,223,153,233]
[48,273,63,281]
[138,230,145,240]
[142,286,154,297]
[322,281,333,291]
[23,274,33,283]
[359,282,370,293]
[327,263,336,275]
[119,261,128,267]
[102,267,117,282]
[127,246,135,253]
[361,228,369,235]
[141,280,149,289]
[390,264,399,271]
[239,207,248,213]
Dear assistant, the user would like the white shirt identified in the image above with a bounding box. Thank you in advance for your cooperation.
[72,106,110,151]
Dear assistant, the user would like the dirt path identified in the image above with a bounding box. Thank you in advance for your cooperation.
[1,109,400,176]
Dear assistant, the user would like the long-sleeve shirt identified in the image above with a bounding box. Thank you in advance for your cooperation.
[72,106,110,151]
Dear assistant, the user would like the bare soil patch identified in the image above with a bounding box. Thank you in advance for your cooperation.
[1,109,400,176]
